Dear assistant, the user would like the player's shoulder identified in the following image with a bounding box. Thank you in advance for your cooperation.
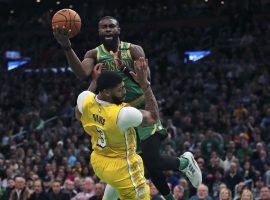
[129,43,143,50]
[129,44,145,58]
[84,48,98,59]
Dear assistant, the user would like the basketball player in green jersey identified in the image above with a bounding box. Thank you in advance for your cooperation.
[53,16,201,200]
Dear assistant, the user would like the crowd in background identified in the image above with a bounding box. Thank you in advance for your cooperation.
[1,0,270,200]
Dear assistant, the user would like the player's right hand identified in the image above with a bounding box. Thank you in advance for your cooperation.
[53,27,71,48]
[91,63,103,81]
[130,57,150,89]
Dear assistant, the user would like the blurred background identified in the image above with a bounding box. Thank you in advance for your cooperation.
[1,0,270,199]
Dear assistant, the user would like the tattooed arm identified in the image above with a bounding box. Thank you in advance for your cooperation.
[140,83,159,125]
[130,57,159,126]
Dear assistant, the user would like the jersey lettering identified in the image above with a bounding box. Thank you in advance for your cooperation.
[96,127,107,148]
[93,114,105,125]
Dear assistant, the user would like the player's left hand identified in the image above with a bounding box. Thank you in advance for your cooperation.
[91,63,103,81]
[130,57,150,89]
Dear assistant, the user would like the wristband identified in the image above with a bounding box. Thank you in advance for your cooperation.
[141,81,151,90]
[122,66,131,74]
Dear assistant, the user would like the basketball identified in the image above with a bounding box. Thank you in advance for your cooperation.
[52,9,81,38]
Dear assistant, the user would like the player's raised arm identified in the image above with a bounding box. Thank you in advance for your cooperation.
[74,63,102,120]
[53,28,96,80]
[130,57,159,125]
[87,63,103,92]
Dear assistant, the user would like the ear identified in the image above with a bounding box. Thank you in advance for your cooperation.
[103,89,111,97]
[117,27,121,34]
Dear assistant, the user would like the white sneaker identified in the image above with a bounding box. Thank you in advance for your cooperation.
[180,152,202,188]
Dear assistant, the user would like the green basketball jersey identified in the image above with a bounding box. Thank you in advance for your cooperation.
[96,41,167,141]
[96,41,144,107]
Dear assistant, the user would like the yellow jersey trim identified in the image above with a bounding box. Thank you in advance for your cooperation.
[127,43,132,60]
[151,124,157,135]
[96,47,100,62]
[124,132,138,196]
[101,42,122,55]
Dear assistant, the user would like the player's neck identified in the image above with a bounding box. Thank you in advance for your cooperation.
[97,94,113,104]
[103,38,120,52]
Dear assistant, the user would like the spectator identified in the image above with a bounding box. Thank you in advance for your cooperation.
[88,182,105,200]
[71,177,95,200]
[210,169,225,199]
[2,169,14,188]
[239,188,253,200]
[201,130,221,160]
[26,178,34,194]
[173,185,185,200]
[253,150,270,174]
[190,184,213,200]
[28,179,49,200]
[62,179,77,198]
[259,186,270,200]
[219,188,232,200]
[224,162,243,194]
[179,178,190,199]
[48,180,69,200]
[242,161,256,181]
[236,139,253,165]
[150,181,164,200]
[42,177,52,194]
[253,176,265,199]
[9,176,31,200]
[223,151,236,172]
[2,178,15,200]
[260,108,270,130]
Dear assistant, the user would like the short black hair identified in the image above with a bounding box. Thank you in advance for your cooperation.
[96,71,123,92]
[99,16,119,26]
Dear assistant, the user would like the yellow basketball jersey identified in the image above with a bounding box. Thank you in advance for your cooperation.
[80,94,137,158]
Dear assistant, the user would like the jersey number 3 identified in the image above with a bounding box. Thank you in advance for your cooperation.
[96,127,107,148]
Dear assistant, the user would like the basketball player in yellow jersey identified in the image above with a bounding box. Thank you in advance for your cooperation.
[75,58,156,200]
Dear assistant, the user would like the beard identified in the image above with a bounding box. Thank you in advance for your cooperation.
[111,95,124,105]
[99,34,119,49]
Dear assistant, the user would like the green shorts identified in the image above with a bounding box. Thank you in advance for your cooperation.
[136,119,167,140]
[135,120,167,153]
[131,100,168,150]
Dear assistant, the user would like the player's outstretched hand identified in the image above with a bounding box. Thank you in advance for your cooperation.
[53,26,71,48]
[92,63,103,81]
[130,57,150,89]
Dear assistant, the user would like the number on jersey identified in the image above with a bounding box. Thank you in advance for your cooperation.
[96,127,107,148]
